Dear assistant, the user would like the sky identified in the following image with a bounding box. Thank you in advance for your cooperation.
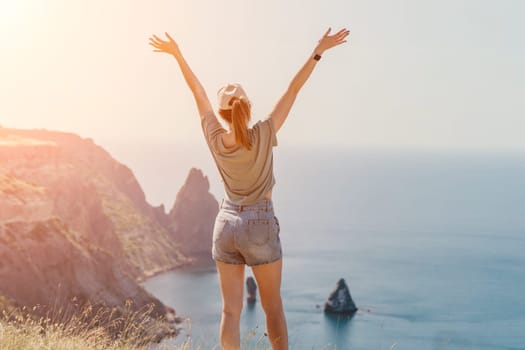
[1,0,524,153]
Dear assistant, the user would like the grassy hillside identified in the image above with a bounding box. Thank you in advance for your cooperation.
[0,301,186,350]
[0,306,275,350]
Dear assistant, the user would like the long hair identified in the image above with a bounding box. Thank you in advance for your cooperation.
[218,96,253,150]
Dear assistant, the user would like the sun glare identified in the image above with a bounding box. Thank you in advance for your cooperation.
[0,1,27,45]
[0,1,22,24]
[0,1,48,50]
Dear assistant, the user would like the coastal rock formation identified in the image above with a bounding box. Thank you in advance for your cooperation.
[0,217,163,312]
[246,277,257,303]
[0,127,219,340]
[0,128,190,278]
[324,278,358,314]
[0,177,177,339]
[167,168,219,262]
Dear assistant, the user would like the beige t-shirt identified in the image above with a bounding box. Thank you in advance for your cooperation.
[201,111,278,205]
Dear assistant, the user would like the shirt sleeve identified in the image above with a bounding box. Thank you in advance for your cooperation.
[257,117,278,147]
[200,111,225,151]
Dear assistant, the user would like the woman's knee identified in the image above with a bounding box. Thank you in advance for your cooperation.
[260,295,284,316]
[222,303,243,319]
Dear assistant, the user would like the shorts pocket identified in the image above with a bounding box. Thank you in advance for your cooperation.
[213,216,229,243]
[247,219,271,245]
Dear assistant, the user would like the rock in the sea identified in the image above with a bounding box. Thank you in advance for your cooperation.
[246,276,257,303]
[324,278,357,314]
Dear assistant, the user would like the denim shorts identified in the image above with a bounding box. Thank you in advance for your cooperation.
[212,198,282,266]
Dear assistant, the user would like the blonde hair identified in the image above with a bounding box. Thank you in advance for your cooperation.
[218,96,253,150]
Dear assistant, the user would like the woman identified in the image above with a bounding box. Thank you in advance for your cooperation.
[149,27,349,350]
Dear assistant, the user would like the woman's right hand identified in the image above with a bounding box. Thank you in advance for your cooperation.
[315,27,350,54]
[149,32,181,57]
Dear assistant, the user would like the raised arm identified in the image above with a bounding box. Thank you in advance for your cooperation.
[149,32,213,117]
[269,28,350,133]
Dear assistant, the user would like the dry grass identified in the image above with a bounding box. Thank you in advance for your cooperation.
[0,300,172,350]
[0,317,272,350]
[0,302,398,350]
[0,301,273,350]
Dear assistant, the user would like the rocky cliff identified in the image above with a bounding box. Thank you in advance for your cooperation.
[0,128,190,278]
[0,173,174,339]
[0,127,220,340]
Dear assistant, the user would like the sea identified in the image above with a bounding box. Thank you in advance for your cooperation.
[103,141,525,350]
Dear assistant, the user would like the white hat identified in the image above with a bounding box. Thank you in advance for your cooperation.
[217,83,249,110]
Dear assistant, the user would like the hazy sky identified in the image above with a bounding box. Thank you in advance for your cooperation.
[1,0,524,152]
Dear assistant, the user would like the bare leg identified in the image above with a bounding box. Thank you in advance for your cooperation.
[251,258,288,350]
[215,260,245,350]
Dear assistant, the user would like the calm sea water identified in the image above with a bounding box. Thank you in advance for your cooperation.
[108,144,525,350]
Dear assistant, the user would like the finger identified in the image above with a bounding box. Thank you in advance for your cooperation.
[150,41,163,46]
[149,37,163,46]
[335,30,350,40]
[165,32,175,42]
[149,42,162,49]
[335,34,349,42]
[152,49,163,52]
[150,39,165,48]
[153,34,166,43]
[149,38,161,46]
[334,28,347,36]
[334,29,349,38]
[323,27,331,37]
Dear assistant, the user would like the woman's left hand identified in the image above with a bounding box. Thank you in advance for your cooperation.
[149,32,180,56]
[315,27,350,54]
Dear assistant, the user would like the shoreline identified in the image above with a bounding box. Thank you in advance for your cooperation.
[137,255,216,284]
[136,258,195,284]
[136,256,216,346]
